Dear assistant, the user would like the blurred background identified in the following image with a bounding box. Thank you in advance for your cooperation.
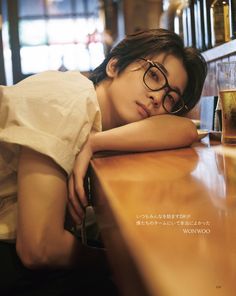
[0,0,165,85]
[0,0,235,105]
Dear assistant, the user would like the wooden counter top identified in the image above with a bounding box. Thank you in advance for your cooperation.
[90,142,236,296]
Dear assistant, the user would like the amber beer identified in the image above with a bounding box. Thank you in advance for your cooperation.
[219,89,236,144]
[223,155,236,202]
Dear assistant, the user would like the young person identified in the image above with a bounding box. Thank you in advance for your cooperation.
[68,28,207,226]
[0,29,207,294]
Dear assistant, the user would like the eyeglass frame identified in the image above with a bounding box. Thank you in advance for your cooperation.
[139,58,188,114]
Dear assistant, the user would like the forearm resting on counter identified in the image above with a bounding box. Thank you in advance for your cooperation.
[91,115,198,152]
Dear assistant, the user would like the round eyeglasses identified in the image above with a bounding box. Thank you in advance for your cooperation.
[139,58,188,114]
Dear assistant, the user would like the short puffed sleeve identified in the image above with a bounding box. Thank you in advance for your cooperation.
[0,71,101,175]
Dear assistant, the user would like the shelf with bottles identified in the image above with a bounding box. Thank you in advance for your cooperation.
[161,0,236,119]
[201,0,236,96]
[171,0,236,52]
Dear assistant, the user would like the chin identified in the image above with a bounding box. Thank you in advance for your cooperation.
[126,117,142,124]
[118,112,142,126]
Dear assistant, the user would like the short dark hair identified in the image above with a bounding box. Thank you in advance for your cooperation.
[90,28,207,115]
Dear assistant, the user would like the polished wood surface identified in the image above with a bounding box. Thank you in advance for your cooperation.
[90,141,236,296]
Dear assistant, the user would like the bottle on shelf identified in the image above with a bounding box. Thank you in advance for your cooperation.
[203,0,213,49]
[229,0,236,39]
[194,0,207,51]
[210,0,230,47]
[185,0,196,47]
[174,1,188,44]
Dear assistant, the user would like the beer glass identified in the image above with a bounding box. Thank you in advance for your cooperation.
[217,62,236,144]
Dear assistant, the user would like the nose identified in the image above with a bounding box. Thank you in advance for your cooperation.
[148,88,166,108]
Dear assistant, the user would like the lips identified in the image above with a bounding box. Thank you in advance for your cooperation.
[136,101,151,118]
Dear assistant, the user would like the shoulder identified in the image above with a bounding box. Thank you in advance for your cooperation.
[1,71,96,105]
[17,70,94,92]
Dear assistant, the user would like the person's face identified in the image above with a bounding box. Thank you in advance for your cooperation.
[104,53,188,127]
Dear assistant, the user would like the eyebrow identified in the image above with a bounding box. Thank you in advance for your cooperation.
[154,61,182,95]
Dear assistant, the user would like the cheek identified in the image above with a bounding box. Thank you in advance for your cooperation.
[113,83,141,102]
[111,73,146,104]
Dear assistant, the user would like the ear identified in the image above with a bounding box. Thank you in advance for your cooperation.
[106,57,118,78]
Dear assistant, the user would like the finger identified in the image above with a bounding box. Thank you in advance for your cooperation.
[73,173,88,207]
[67,202,82,225]
[68,174,76,201]
[68,175,85,215]
[68,174,85,219]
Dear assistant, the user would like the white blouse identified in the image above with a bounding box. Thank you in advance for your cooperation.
[0,70,101,241]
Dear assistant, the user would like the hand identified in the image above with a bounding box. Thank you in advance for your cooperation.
[68,133,95,225]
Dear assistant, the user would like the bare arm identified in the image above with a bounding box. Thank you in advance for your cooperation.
[92,115,198,152]
[68,115,198,223]
[16,147,108,269]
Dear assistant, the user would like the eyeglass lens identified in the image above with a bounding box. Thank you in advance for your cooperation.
[144,66,184,114]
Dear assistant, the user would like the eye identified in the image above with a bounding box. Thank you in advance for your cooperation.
[165,94,176,106]
[147,67,160,82]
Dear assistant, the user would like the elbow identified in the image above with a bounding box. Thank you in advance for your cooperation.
[187,121,198,145]
[16,238,49,270]
[176,119,198,148]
